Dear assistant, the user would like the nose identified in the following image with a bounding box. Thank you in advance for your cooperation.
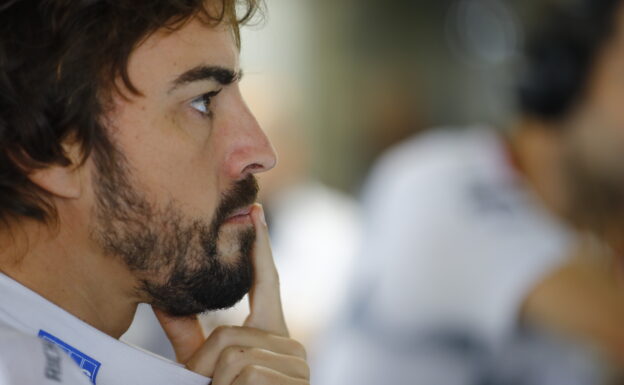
[222,99,277,179]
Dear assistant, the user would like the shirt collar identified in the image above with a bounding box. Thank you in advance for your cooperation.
[0,273,210,385]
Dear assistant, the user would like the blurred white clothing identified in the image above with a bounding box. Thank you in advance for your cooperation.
[266,181,361,341]
[314,127,604,385]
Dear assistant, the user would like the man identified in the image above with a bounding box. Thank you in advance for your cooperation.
[316,0,624,384]
[0,1,309,385]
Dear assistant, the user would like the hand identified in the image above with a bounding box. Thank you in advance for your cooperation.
[155,204,310,385]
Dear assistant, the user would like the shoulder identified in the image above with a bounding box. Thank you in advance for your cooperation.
[363,127,519,225]
[0,326,91,385]
[365,127,500,202]
[367,127,475,186]
[360,126,572,274]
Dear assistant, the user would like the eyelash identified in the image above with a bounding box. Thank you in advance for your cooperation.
[190,89,223,118]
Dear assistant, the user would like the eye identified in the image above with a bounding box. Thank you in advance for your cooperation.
[190,89,222,117]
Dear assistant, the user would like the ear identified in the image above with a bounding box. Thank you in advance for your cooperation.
[27,141,83,200]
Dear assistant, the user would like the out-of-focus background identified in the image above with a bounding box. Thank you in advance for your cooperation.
[123,1,624,384]
[241,0,521,192]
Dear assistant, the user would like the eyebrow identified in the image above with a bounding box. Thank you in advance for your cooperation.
[168,65,243,93]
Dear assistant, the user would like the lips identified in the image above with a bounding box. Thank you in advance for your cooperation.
[225,205,253,221]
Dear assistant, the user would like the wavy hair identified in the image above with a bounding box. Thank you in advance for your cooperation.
[0,0,262,226]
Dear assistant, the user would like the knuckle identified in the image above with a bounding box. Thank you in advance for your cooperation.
[287,339,307,359]
[247,347,264,360]
[210,325,235,346]
[212,325,232,337]
[221,346,247,366]
[238,364,265,383]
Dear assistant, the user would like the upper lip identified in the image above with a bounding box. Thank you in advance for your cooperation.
[227,205,253,219]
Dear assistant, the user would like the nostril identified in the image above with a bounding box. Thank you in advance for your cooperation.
[242,163,265,174]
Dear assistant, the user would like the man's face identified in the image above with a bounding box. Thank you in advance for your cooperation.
[89,17,276,316]
[560,5,624,246]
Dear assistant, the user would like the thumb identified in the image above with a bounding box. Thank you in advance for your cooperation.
[153,307,205,364]
[243,204,289,336]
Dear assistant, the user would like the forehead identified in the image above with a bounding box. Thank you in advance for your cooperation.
[125,18,239,94]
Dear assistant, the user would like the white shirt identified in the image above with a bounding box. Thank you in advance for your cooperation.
[315,127,584,385]
[0,326,91,385]
[266,181,362,340]
[0,273,211,385]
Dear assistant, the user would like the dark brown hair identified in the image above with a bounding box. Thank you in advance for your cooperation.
[517,0,621,121]
[0,0,261,225]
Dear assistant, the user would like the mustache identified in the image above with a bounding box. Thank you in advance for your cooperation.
[212,174,259,229]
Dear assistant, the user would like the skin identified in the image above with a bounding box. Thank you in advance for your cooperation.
[157,205,309,384]
[510,2,624,366]
[0,12,309,385]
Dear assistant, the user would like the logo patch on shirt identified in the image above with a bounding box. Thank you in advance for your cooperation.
[38,330,101,384]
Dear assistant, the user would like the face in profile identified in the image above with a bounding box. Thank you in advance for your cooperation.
[88,18,276,316]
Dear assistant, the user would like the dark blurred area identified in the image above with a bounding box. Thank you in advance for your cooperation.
[312,0,523,191]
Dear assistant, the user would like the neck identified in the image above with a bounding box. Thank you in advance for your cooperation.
[506,119,571,221]
[0,217,140,338]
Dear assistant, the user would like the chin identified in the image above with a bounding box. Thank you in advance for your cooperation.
[144,227,256,317]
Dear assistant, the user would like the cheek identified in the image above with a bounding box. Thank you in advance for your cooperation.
[109,105,224,218]
[149,148,224,219]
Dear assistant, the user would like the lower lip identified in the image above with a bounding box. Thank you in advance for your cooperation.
[224,213,252,224]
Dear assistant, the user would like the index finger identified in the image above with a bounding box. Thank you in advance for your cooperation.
[153,308,205,364]
[243,203,289,337]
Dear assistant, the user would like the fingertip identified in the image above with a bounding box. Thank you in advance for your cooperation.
[252,203,267,227]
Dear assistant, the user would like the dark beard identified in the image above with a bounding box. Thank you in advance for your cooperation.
[90,145,258,316]
[142,227,255,317]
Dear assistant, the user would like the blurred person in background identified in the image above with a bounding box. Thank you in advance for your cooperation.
[316,0,624,384]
